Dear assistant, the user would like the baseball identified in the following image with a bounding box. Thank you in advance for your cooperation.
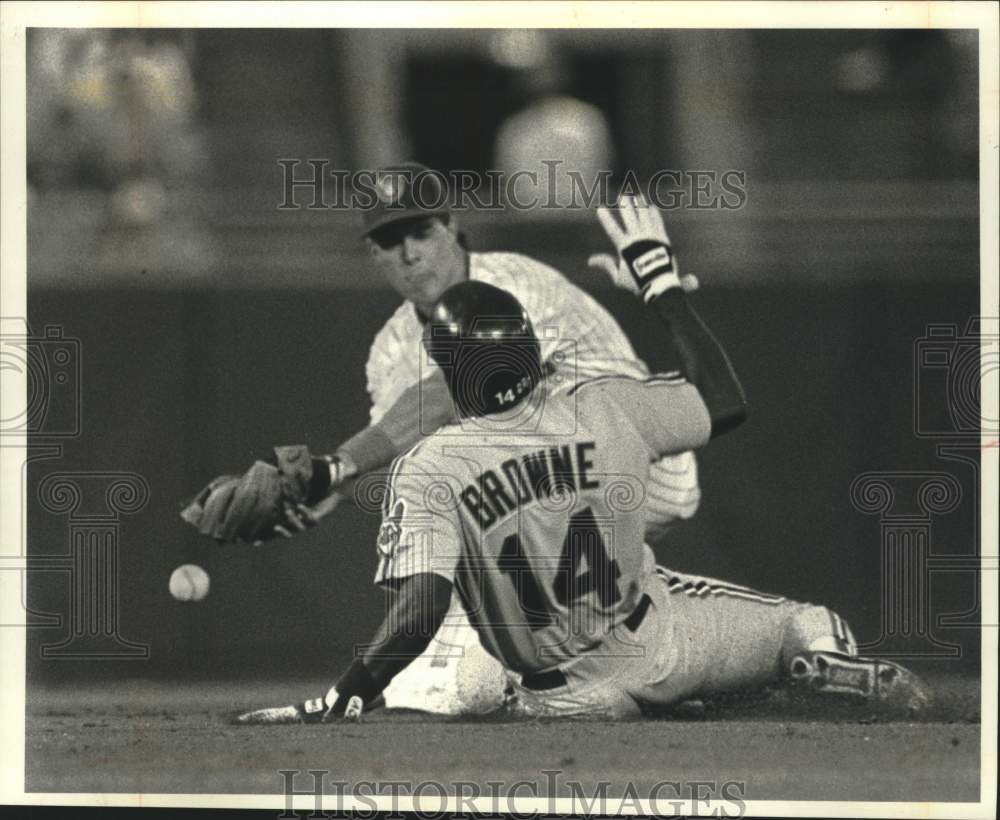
[169,563,210,602]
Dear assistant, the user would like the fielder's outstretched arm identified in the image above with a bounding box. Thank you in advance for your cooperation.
[275,372,456,530]
[338,371,455,478]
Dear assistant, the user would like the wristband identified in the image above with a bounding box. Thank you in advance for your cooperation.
[330,659,382,714]
[621,239,681,301]
[306,454,340,504]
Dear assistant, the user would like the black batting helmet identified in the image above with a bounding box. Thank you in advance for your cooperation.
[424,281,543,418]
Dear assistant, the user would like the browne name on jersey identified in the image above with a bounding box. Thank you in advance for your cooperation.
[459,441,599,530]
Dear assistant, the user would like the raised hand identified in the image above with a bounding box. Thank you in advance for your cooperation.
[592,195,688,301]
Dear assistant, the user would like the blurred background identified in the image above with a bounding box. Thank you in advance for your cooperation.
[24,29,981,683]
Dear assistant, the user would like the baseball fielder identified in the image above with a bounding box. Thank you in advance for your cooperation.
[236,196,930,725]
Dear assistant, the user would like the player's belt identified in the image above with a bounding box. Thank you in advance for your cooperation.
[520,593,653,691]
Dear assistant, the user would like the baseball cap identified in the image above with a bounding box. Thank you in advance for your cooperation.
[360,162,450,238]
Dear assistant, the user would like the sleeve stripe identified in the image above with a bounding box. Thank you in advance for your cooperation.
[653,464,697,476]
[568,372,687,397]
[381,456,403,518]
[567,374,634,396]
[381,437,431,518]
[645,371,685,384]
[648,483,701,496]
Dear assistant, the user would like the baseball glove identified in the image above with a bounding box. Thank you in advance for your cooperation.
[180,445,321,543]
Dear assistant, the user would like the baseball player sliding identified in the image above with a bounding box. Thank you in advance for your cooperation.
[233,196,931,724]
[182,163,701,715]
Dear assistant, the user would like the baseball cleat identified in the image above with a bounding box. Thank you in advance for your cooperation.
[233,696,328,725]
[788,651,933,714]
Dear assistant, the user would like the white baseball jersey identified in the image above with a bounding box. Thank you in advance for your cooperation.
[374,376,712,674]
[365,252,649,424]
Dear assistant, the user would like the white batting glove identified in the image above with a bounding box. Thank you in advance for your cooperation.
[589,254,700,296]
[592,195,688,302]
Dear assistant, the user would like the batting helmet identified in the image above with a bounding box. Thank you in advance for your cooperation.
[424,281,543,418]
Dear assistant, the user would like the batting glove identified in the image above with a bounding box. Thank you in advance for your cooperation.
[591,195,694,302]
[589,254,699,297]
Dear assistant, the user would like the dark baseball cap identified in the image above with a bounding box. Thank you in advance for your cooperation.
[360,162,450,238]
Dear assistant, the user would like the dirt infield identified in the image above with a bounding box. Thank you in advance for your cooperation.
[25,673,980,802]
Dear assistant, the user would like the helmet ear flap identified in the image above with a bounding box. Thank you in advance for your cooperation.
[449,336,543,418]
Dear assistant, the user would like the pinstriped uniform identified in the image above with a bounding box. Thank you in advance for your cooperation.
[366,251,649,423]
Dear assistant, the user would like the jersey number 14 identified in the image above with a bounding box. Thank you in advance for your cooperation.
[498,507,622,630]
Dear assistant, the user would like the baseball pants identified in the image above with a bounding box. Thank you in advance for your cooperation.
[512,566,857,719]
